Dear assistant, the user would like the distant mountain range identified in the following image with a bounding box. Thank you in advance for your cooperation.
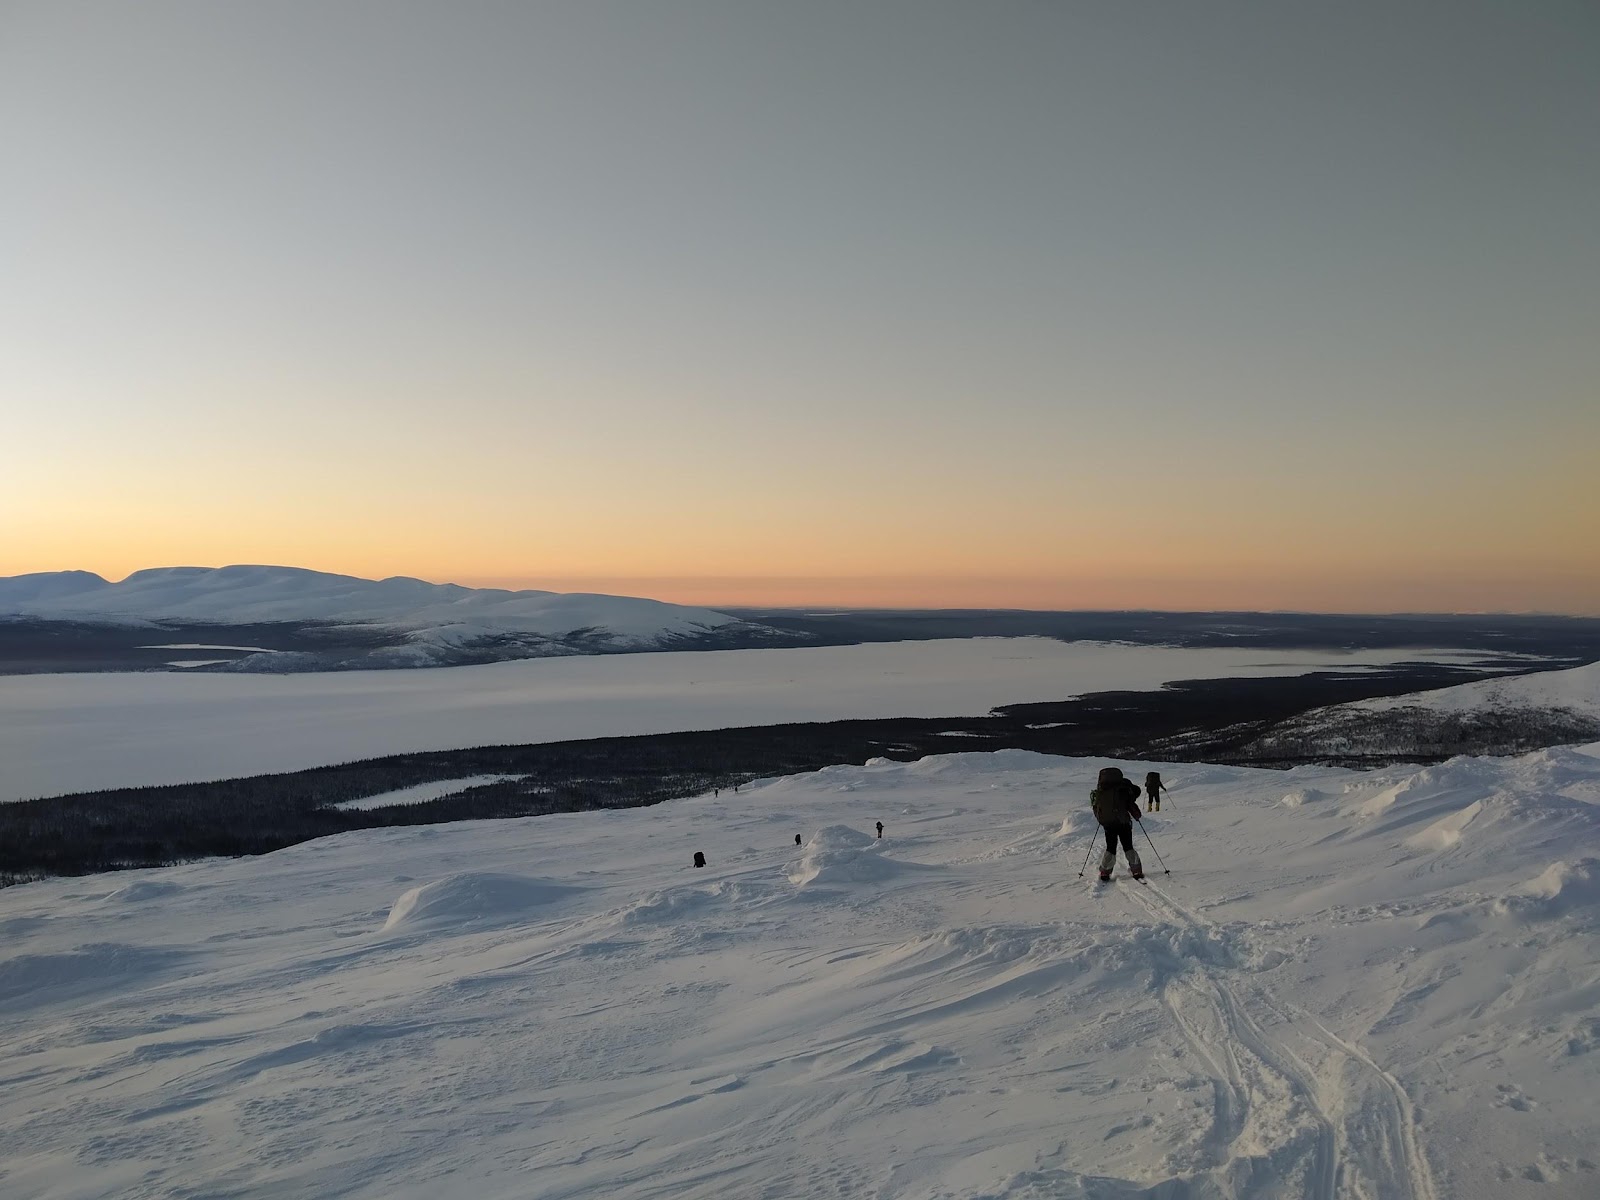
[0,566,804,672]
[7,567,1600,678]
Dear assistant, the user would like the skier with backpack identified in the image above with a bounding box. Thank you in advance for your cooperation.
[1091,766,1144,882]
[1145,771,1168,812]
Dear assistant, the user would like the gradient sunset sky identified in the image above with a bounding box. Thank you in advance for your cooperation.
[3,3,1596,613]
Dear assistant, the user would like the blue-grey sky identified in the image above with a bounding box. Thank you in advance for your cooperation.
[3,2,1596,610]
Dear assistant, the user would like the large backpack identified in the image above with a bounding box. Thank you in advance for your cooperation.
[1091,767,1128,824]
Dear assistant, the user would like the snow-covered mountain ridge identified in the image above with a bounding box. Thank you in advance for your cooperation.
[1351,659,1600,718]
[3,745,1597,1197]
[0,565,800,670]
[1248,659,1600,761]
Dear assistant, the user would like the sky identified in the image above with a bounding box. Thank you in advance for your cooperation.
[2,2,1596,613]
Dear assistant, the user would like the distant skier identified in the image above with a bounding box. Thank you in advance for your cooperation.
[1091,767,1143,882]
[1145,771,1168,813]
[875,821,884,839]
[693,851,706,869]
[795,833,802,846]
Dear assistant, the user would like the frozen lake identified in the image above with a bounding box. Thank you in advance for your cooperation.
[1,638,1497,801]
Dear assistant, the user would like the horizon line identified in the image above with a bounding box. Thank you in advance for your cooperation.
[3,562,1598,621]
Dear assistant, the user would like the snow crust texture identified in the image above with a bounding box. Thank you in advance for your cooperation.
[3,745,1600,1198]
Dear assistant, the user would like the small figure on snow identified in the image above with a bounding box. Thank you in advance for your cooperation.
[693,851,707,869]
[875,821,884,839]
[1145,771,1167,813]
[795,833,802,846]
[1091,767,1144,882]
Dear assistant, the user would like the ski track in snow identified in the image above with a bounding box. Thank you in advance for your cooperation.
[1122,877,1438,1200]
[3,746,1599,1198]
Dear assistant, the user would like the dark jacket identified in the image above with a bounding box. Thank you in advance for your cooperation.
[1091,767,1142,826]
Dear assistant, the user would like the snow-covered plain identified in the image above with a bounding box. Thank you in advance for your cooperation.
[0,639,1502,801]
[4,745,1598,1198]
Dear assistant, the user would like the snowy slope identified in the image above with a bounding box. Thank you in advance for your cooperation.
[1248,661,1600,760]
[4,746,1599,1198]
[0,565,792,668]
[1350,659,1600,718]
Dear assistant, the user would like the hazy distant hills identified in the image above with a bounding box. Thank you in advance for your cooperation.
[0,566,804,672]
[7,566,1600,677]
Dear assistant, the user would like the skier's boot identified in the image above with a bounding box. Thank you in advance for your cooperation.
[1129,851,1145,881]
[1098,870,1112,882]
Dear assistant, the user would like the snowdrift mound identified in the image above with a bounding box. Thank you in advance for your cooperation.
[615,880,762,925]
[1346,757,1572,828]
[96,880,186,905]
[381,872,580,933]
[0,944,191,1012]
[1497,858,1600,922]
[790,824,916,887]
[1279,786,1330,810]
[1405,798,1487,850]
[906,748,1052,777]
[1340,755,1600,860]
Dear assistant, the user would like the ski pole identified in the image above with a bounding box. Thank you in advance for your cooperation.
[1135,818,1169,875]
[1076,836,1098,878]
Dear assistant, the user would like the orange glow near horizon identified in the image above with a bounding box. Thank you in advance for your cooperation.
[460,573,1600,615]
[4,6,1599,621]
[5,445,1597,616]
[2,540,1596,616]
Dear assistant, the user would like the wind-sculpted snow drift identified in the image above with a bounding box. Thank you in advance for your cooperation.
[788,823,928,886]
[2,745,1598,1198]
[380,872,582,933]
[1499,858,1600,922]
